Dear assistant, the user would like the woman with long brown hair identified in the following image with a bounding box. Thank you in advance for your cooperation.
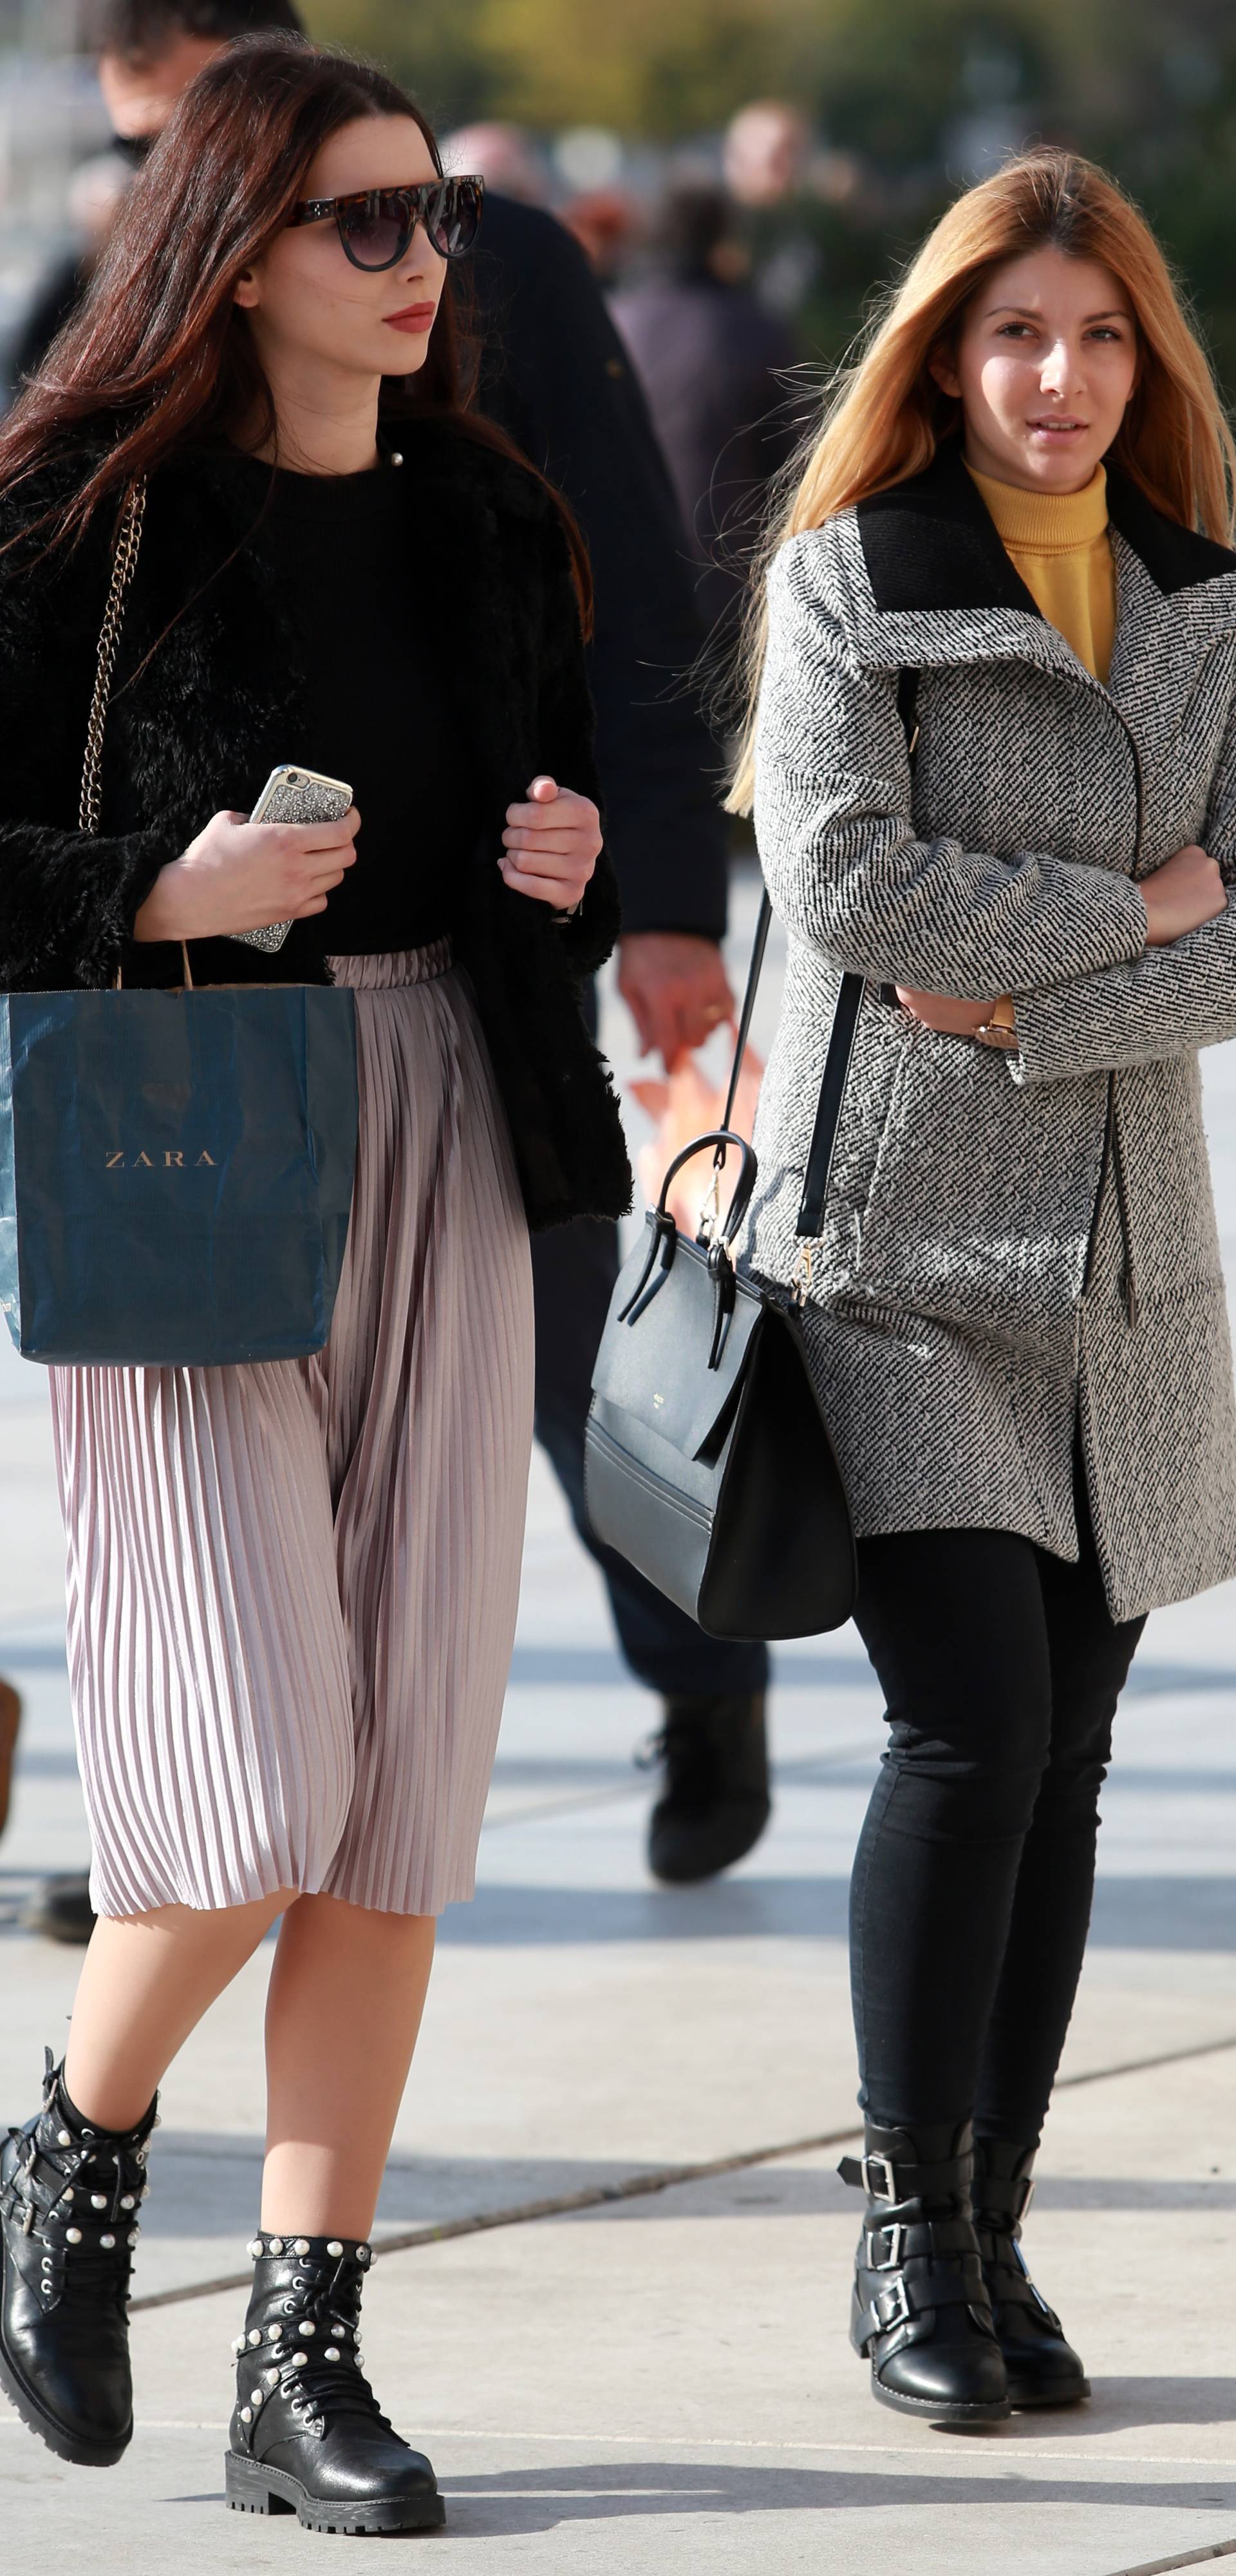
[736,150,1236,2422]
[0,33,628,2532]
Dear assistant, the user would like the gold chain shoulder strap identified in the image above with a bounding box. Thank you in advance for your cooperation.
[76,477,191,990]
[79,476,147,837]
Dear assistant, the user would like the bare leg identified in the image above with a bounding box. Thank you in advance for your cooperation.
[63,1890,293,2132]
[261,1894,436,2238]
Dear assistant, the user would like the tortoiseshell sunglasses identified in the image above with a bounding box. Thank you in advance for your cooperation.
[288,175,485,270]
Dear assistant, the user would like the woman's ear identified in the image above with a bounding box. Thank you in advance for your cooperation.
[232,266,261,312]
[928,342,960,399]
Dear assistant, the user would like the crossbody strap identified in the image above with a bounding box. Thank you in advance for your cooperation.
[720,668,920,1240]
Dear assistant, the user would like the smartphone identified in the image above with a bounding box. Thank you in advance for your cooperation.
[227,762,354,954]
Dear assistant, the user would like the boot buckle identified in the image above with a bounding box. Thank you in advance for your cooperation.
[865,2221,905,2271]
[860,2152,899,2203]
[873,2276,912,2331]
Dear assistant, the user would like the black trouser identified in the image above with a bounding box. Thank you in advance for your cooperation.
[850,1481,1143,2143]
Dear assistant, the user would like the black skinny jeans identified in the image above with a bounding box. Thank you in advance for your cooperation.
[850,1486,1144,2145]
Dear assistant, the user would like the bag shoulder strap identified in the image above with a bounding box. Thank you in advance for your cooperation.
[79,478,147,837]
[720,668,920,1238]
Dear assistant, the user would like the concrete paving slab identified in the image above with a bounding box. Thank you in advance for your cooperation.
[4,2044,1233,2571]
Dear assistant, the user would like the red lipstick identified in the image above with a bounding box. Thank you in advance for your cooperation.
[383,303,436,335]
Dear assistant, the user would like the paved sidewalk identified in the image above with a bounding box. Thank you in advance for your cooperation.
[1,885,1233,2572]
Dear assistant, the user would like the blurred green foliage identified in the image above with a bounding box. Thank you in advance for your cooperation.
[304,0,1236,386]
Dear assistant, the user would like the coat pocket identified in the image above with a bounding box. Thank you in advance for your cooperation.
[855,1021,1107,1358]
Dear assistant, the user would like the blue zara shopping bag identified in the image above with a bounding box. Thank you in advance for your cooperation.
[0,981,358,1367]
[0,477,359,1368]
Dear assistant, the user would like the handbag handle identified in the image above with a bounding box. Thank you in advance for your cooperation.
[658,1127,757,1246]
[80,477,193,992]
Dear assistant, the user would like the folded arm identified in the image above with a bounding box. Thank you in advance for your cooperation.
[1008,676,1236,1085]
[754,535,1148,996]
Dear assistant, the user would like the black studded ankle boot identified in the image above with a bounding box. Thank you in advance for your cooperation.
[224,2232,444,2534]
[839,2119,1010,2423]
[971,2139,1089,2408]
[0,2049,155,2466]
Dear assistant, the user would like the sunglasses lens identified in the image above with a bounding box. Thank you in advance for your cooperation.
[427,179,483,258]
[339,196,409,270]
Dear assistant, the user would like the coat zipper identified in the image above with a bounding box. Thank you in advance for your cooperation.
[1080,692,1145,1327]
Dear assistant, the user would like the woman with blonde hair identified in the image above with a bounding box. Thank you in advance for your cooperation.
[736,148,1236,2422]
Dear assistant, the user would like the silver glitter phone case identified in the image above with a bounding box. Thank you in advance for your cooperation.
[229,764,354,954]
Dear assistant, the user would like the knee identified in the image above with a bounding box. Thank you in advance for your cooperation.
[886,1684,1052,1837]
[1036,1705,1114,1823]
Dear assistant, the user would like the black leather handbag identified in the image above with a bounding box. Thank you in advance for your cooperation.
[585,674,921,1642]
[583,895,870,1642]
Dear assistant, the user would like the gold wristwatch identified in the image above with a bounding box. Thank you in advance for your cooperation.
[975,996,1018,1052]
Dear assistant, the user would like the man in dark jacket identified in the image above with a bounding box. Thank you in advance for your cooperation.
[612,184,800,657]
[16,0,771,1944]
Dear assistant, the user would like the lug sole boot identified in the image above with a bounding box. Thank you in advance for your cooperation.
[972,2139,1089,2408]
[225,2231,444,2534]
[839,2121,1011,2423]
[645,1692,771,1884]
[0,2049,155,2467]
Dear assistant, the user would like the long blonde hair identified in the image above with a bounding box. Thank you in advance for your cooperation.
[727,148,1236,813]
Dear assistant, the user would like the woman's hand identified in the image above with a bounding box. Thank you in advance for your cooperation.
[1139,844,1226,947]
[895,988,996,1037]
[133,805,360,942]
[500,775,601,913]
[618,933,735,1070]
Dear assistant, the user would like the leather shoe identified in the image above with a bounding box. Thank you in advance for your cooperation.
[841,2119,1010,2423]
[22,1875,96,1946]
[0,2050,155,2466]
[645,1692,771,1884]
[226,2232,444,2533]
[972,2139,1089,2407]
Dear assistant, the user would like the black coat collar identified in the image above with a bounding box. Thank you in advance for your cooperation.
[857,437,1236,617]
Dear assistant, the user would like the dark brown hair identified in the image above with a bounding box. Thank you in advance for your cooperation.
[1,32,592,625]
[82,0,304,56]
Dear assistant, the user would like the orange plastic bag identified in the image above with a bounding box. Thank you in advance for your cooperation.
[630,1034,764,1238]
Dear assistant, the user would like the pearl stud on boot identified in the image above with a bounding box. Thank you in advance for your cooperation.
[225,2233,444,2534]
[0,2049,154,2466]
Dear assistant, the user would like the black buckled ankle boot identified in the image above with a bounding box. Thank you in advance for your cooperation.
[644,1692,771,1884]
[971,2139,1089,2407]
[225,2232,444,2534]
[0,2049,155,2465]
[839,2119,1011,2422]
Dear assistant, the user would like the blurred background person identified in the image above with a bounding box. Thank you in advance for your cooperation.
[612,181,800,656]
[0,1677,20,1841]
[10,0,773,1946]
[441,119,548,205]
[2,145,128,399]
[722,97,821,323]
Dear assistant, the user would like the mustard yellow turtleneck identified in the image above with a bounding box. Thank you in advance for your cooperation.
[966,462,1116,683]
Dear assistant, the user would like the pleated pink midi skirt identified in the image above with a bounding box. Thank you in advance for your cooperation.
[49,945,534,1920]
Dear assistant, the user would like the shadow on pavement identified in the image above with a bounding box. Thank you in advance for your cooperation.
[432,1876,1236,1950]
[422,2458,1236,2537]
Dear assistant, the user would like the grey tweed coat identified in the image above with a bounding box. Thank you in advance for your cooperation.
[747,440,1236,1620]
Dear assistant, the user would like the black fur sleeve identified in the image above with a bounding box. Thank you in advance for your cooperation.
[530,509,623,980]
[0,488,178,990]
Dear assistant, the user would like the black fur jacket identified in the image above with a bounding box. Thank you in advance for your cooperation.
[0,419,631,1231]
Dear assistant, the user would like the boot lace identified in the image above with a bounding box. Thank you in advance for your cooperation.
[237,2261,393,2440]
